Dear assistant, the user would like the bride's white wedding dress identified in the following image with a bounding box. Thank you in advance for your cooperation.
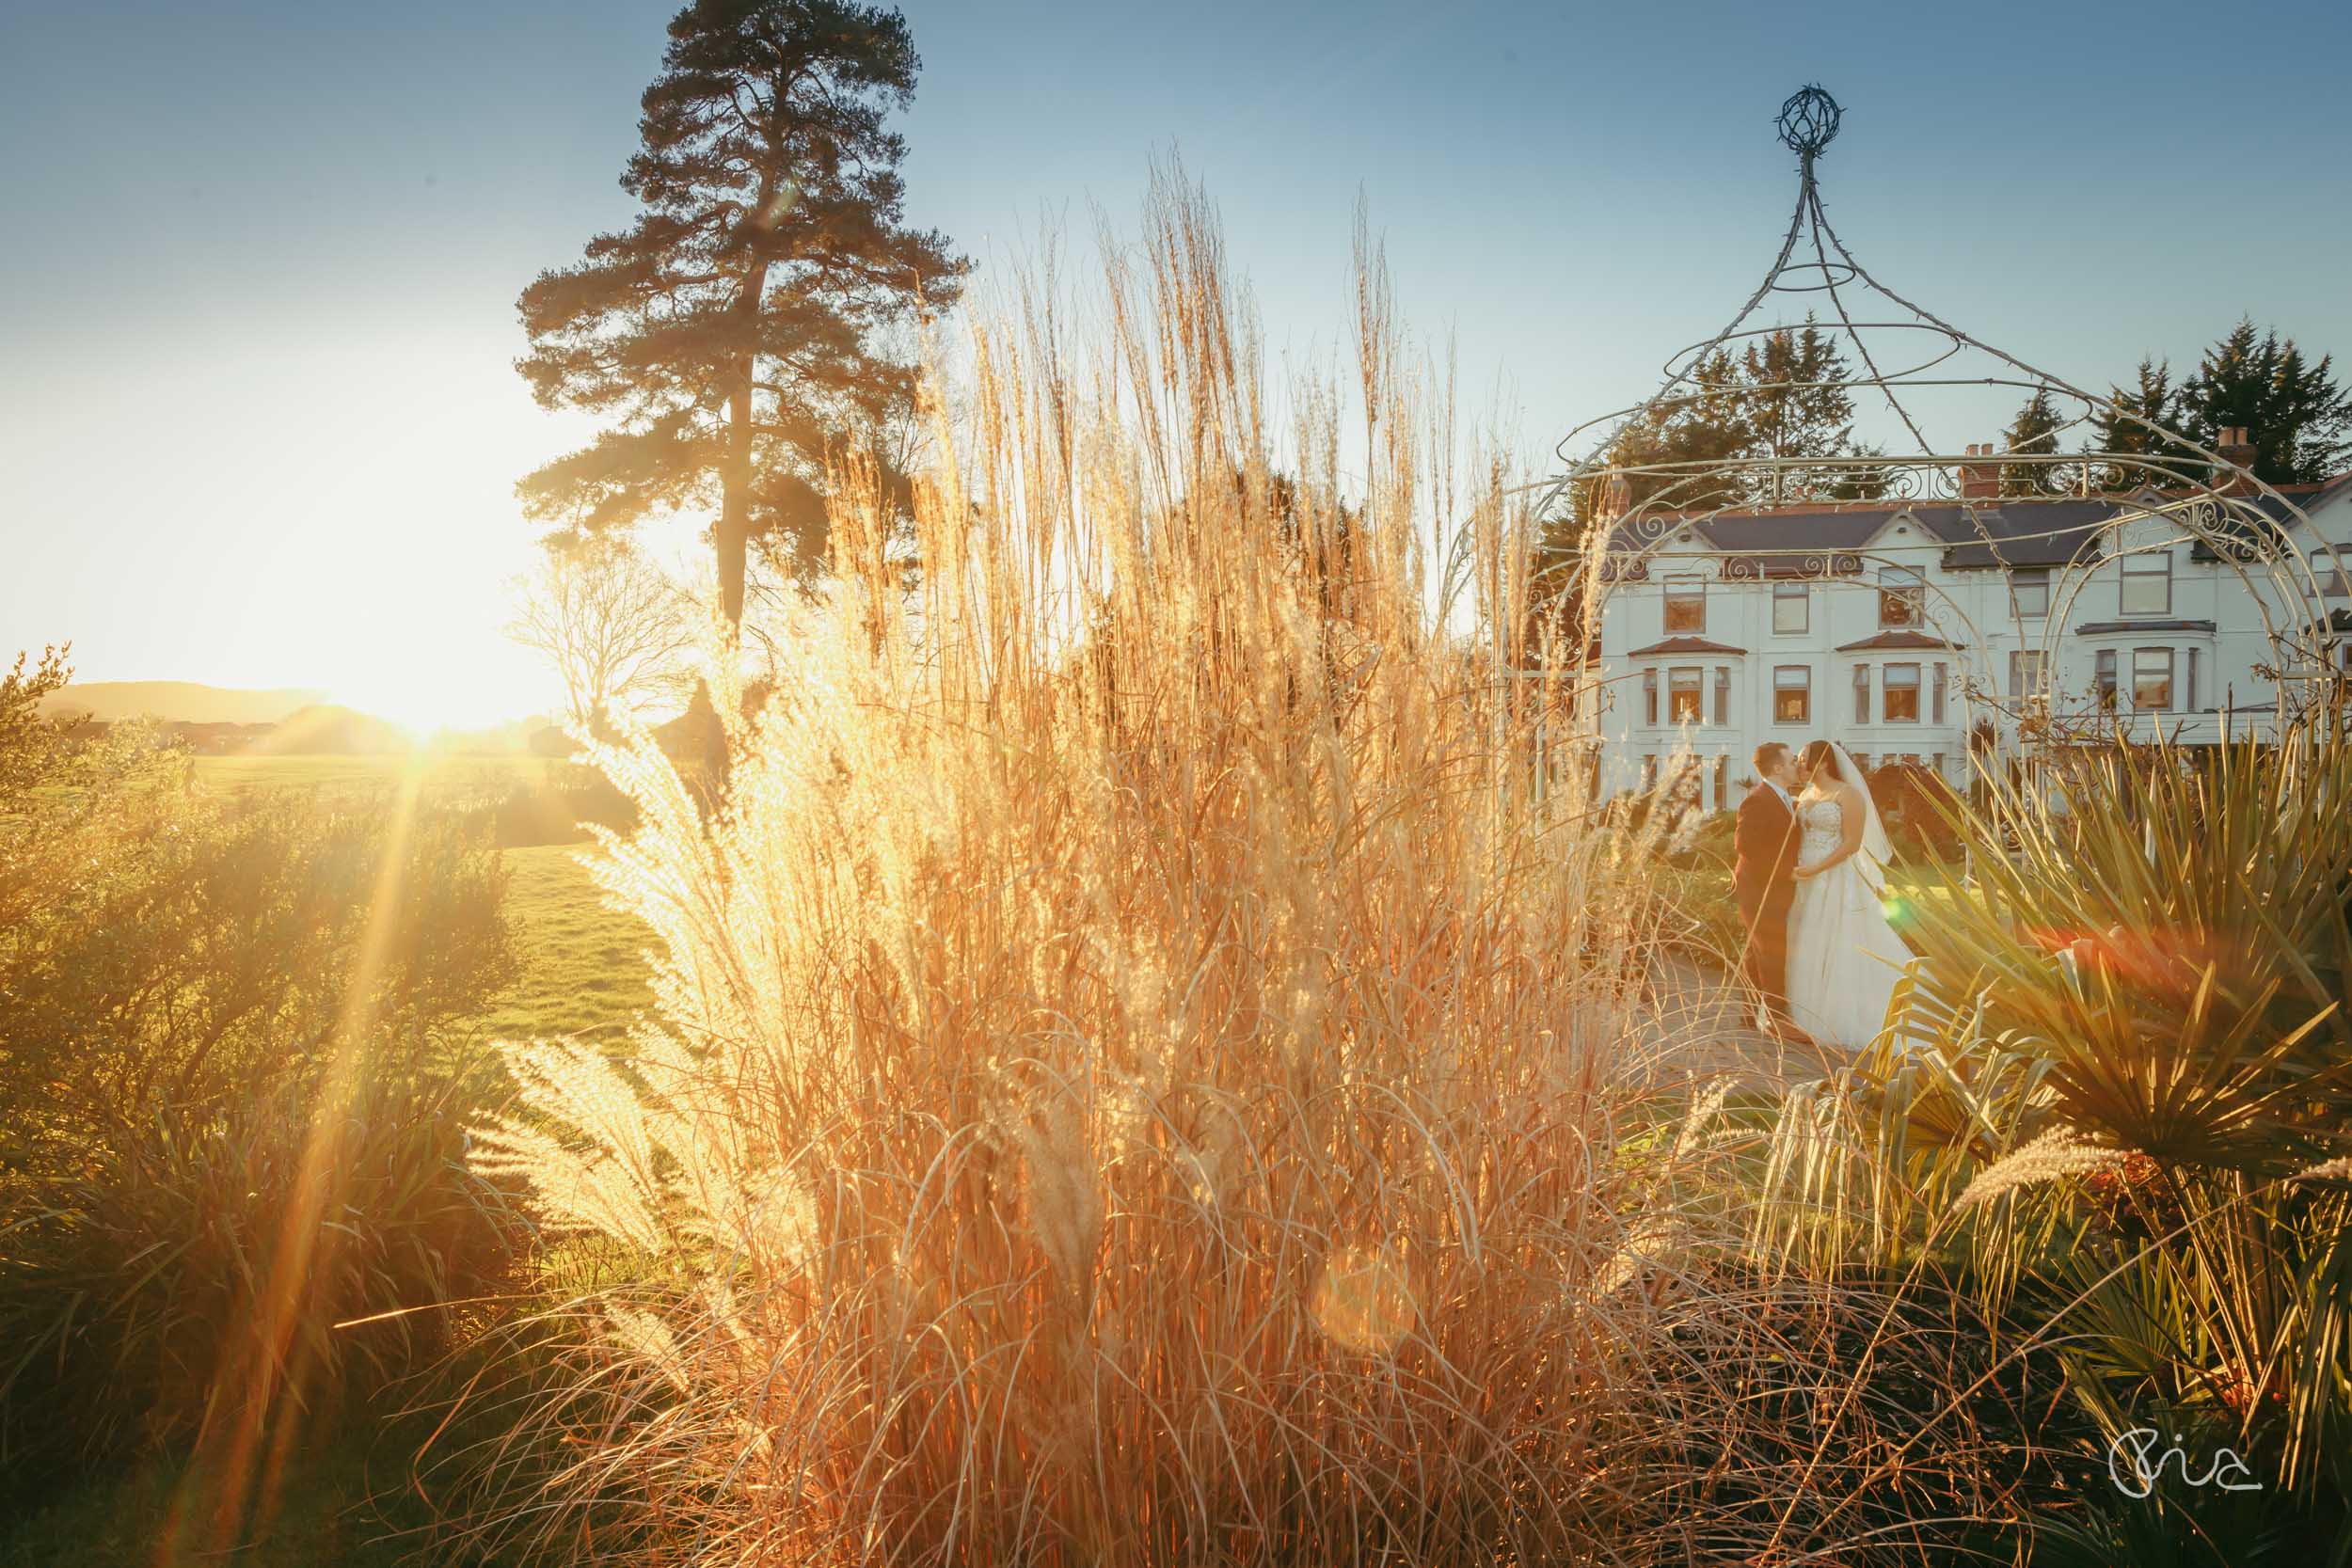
[1786,792,1913,1049]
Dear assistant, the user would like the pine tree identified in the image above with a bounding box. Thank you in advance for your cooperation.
[1576,317,1885,522]
[516,1,969,630]
[1999,388,2070,496]
[2086,356,2190,493]
[2173,320,2352,485]
[1740,322,1867,493]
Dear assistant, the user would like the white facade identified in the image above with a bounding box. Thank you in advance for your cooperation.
[1578,478,2352,811]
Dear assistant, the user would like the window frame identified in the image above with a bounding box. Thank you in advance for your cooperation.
[1883,662,1922,722]
[2010,569,2050,620]
[2009,649,2048,699]
[1878,566,1926,628]
[1712,665,1730,726]
[1772,664,1811,724]
[1772,580,1809,634]
[2120,551,2172,617]
[2132,646,2174,712]
[1667,665,1703,724]
[1852,663,1871,723]
[1643,667,1658,726]
[2095,648,2119,711]
[1662,575,1707,634]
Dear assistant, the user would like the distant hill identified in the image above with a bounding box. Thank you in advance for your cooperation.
[37,680,331,725]
[256,705,413,755]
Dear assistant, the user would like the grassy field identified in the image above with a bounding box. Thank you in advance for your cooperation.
[479,840,655,1047]
[193,751,563,800]
[191,752,655,1048]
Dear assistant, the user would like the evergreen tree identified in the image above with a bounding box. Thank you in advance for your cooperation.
[2086,356,2192,493]
[1574,317,1886,523]
[516,1,969,630]
[2173,319,2352,485]
[1999,388,2070,496]
[1740,322,1870,494]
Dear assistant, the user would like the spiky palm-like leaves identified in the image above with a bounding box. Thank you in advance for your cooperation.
[1759,716,2352,1544]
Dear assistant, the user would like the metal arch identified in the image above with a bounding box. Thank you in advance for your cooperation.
[1531,84,2346,745]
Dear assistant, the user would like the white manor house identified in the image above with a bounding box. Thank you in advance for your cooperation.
[1577,443,2352,813]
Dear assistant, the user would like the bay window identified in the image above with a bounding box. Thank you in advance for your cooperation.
[1774,665,1811,723]
[1883,663,1921,721]
[2009,649,2047,699]
[1852,663,1871,723]
[2095,649,2119,710]
[2133,647,2173,711]
[1668,666,1702,722]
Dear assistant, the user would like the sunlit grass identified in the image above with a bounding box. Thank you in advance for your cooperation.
[475,843,653,1047]
[445,177,2028,1567]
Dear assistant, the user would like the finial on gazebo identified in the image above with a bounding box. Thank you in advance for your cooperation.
[1775,85,1841,168]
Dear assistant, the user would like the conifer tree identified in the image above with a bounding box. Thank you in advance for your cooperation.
[2172,319,2352,485]
[516,1,969,630]
[1999,388,2070,496]
[2086,356,2190,492]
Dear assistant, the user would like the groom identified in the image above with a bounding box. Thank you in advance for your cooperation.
[1734,741,1814,1046]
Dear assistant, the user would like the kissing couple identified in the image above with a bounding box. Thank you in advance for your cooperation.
[1732,738,1911,1049]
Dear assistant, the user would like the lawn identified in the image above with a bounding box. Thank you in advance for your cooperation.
[193,751,563,800]
[192,752,656,1048]
[478,840,656,1048]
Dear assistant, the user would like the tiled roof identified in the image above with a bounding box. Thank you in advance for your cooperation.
[1627,635,1747,657]
[2072,619,2217,636]
[1836,628,1966,652]
[1590,477,2352,573]
[2089,615,2211,634]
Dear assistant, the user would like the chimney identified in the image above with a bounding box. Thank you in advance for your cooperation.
[1603,471,1633,518]
[2216,425,2256,495]
[1959,442,2001,501]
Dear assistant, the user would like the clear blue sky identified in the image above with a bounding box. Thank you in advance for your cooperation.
[3,0,2346,721]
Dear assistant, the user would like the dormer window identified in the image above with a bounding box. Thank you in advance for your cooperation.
[1663,576,1706,633]
[2121,551,2172,616]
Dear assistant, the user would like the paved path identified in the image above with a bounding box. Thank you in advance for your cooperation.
[1631,953,1855,1092]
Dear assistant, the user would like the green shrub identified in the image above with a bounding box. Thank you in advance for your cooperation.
[0,649,528,1509]
[0,1071,529,1481]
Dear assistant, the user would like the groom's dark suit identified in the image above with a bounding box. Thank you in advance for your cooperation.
[1733,780,1804,1028]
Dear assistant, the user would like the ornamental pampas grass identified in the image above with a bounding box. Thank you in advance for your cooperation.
[456,177,2012,1566]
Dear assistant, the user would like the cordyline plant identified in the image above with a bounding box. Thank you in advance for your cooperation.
[452,179,2032,1567]
[1754,714,2352,1556]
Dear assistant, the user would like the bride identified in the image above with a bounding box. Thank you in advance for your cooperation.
[1786,739,1914,1049]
